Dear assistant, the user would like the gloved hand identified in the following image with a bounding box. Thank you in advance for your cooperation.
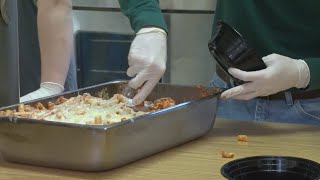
[20,82,64,103]
[221,53,310,100]
[127,27,167,105]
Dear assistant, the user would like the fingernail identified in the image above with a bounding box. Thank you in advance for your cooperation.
[132,99,138,106]
[228,68,237,75]
[132,98,141,106]
[220,94,227,100]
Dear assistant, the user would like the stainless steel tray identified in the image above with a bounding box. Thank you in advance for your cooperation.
[0,81,221,171]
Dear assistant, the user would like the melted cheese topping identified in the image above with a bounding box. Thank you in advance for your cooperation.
[29,93,147,125]
[0,92,176,125]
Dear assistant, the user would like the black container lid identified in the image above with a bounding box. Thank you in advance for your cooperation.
[208,21,266,85]
[221,156,320,180]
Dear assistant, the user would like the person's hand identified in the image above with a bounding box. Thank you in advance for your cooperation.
[221,53,310,100]
[20,82,64,103]
[127,27,167,105]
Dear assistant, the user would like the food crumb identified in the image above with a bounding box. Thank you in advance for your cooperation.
[94,115,102,124]
[237,135,248,142]
[221,151,235,158]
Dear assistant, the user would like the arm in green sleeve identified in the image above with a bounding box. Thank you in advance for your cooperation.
[305,58,320,90]
[118,0,168,33]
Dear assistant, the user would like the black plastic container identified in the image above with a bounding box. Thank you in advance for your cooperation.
[221,156,320,180]
[208,21,266,85]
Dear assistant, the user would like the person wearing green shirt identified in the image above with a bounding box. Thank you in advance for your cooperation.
[120,0,320,125]
[21,0,168,106]
[118,0,168,106]
[208,0,320,125]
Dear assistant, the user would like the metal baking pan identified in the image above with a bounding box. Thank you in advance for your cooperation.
[0,80,222,171]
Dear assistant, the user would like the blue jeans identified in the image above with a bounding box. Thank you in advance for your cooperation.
[209,73,320,125]
[63,56,78,91]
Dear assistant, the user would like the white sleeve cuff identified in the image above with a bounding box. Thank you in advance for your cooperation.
[136,27,167,37]
[297,60,310,89]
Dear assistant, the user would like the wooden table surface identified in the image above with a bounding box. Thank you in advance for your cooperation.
[0,118,319,180]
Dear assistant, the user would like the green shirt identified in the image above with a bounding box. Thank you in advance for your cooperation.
[213,0,320,90]
[118,0,168,33]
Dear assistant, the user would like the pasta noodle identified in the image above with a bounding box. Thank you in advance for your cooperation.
[0,93,176,125]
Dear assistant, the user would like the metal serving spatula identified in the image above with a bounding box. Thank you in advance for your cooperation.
[122,85,151,112]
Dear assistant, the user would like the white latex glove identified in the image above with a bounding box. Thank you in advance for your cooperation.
[221,53,310,100]
[127,27,167,105]
[20,82,64,103]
